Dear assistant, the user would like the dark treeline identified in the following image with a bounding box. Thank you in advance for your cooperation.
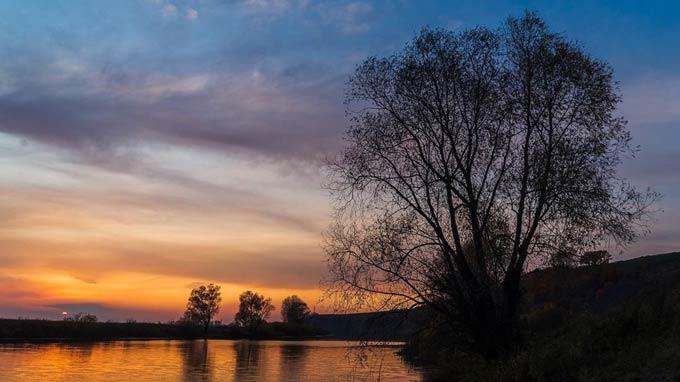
[0,318,325,341]
[0,319,195,341]
[0,288,325,341]
[177,286,323,339]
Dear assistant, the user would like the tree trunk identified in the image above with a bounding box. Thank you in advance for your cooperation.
[473,290,505,359]
[499,270,523,352]
[457,279,522,360]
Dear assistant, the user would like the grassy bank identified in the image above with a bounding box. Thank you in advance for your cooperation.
[408,252,680,381]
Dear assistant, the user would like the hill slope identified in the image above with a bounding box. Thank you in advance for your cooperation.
[309,252,680,340]
[414,251,680,381]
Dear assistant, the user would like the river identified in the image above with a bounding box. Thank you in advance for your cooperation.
[0,339,424,381]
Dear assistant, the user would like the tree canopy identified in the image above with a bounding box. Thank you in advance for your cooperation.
[69,312,98,323]
[281,295,311,324]
[234,290,274,331]
[183,283,222,333]
[580,250,612,266]
[325,12,655,358]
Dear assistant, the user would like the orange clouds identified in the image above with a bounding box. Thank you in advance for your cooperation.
[0,134,329,321]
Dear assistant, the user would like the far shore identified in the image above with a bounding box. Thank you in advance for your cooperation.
[0,335,338,343]
[0,318,332,343]
[0,310,412,344]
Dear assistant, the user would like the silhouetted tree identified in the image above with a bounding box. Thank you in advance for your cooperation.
[580,250,612,266]
[73,312,98,323]
[281,295,311,324]
[549,248,578,268]
[325,12,656,358]
[234,291,274,332]
[183,283,222,334]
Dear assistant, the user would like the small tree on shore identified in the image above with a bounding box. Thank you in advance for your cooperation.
[73,312,98,323]
[580,250,612,266]
[281,295,311,324]
[183,283,222,334]
[549,248,579,269]
[234,291,274,332]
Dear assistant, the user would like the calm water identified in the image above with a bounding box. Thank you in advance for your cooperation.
[0,340,424,382]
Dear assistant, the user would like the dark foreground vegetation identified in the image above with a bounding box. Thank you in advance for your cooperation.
[404,252,680,381]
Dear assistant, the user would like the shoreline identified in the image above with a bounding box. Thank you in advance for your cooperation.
[0,336,405,346]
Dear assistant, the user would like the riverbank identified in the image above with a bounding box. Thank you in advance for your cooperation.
[407,251,680,381]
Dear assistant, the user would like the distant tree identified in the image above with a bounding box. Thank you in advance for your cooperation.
[549,248,579,268]
[234,291,274,331]
[183,283,222,333]
[580,250,612,266]
[73,312,98,323]
[325,12,656,358]
[281,295,311,324]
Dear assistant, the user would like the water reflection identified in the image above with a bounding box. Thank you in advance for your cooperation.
[0,340,423,382]
[234,341,263,381]
[279,344,308,381]
[57,341,97,361]
[180,340,212,382]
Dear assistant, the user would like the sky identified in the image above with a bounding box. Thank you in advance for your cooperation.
[1,0,679,322]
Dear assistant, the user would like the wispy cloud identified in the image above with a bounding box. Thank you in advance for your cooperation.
[147,0,200,21]
[186,7,198,20]
[333,2,374,33]
[622,75,680,126]
[161,3,178,17]
[0,48,345,168]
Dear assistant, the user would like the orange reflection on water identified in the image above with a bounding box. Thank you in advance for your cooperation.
[0,340,423,382]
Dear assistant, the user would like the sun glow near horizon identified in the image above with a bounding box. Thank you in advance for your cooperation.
[1,0,680,322]
[0,134,327,321]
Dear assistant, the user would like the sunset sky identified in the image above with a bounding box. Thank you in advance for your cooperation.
[1,0,680,322]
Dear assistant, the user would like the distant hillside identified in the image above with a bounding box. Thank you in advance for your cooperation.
[309,252,680,341]
[521,251,680,319]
